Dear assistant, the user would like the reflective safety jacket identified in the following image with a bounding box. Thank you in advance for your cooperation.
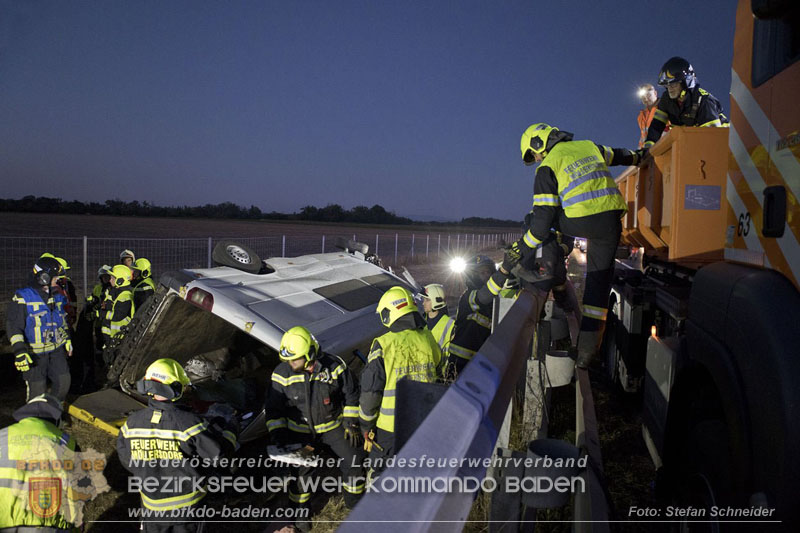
[102,286,134,344]
[0,416,77,529]
[116,399,237,512]
[427,312,455,356]
[6,285,71,357]
[523,141,636,249]
[644,85,729,148]
[265,354,359,439]
[448,268,509,363]
[359,320,442,434]
[133,277,156,311]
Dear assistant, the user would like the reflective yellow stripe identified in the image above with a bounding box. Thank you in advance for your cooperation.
[331,364,345,378]
[222,430,237,447]
[367,348,383,363]
[289,491,311,503]
[314,415,343,433]
[533,194,560,206]
[287,420,311,433]
[359,407,378,422]
[487,277,502,296]
[602,146,614,165]
[644,140,655,148]
[467,312,491,329]
[699,118,722,127]
[9,334,24,345]
[343,480,365,494]
[266,418,287,431]
[583,304,608,321]
[343,406,359,418]
[653,109,668,124]
[523,230,542,248]
[272,373,305,386]
[141,489,205,511]
[120,421,209,441]
[438,317,455,348]
[448,343,476,361]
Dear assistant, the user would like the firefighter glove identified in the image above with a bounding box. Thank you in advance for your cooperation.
[635,147,649,165]
[501,241,524,273]
[344,422,363,449]
[15,352,33,372]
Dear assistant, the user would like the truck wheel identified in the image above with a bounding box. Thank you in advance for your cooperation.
[674,418,732,532]
[212,240,262,274]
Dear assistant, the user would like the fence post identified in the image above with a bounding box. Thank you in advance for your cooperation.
[375,234,379,256]
[448,234,451,252]
[83,236,88,299]
[353,234,357,242]
[394,233,398,265]
[411,234,415,261]
[322,235,326,253]
[456,234,460,251]
[426,235,429,257]
[282,235,286,257]
[207,237,212,268]
[438,234,441,256]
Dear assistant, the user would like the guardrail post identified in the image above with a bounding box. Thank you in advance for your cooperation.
[82,236,88,298]
[282,235,286,257]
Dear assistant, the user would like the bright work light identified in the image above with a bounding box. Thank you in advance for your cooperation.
[449,257,466,274]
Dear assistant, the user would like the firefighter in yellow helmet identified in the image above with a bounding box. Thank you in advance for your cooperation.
[421,283,455,356]
[264,326,365,527]
[132,257,156,310]
[101,264,135,365]
[509,123,641,369]
[117,358,237,533]
[0,395,79,530]
[5,256,73,401]
[359,286,442,471]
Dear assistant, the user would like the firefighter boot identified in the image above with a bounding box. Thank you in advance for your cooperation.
[575,330,602,369]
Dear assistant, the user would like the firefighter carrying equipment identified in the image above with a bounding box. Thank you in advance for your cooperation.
[376,286,418,327]
[658,56,696,89]
[279,326,319,367]
[422,283,447,311]
[0,395,78,531]
[136,358,191,401]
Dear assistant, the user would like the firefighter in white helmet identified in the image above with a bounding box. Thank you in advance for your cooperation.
[421,283,455,356]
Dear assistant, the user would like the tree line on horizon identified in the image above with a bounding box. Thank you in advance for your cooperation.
[0,196,520,227]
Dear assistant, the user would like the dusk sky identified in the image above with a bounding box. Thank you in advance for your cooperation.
[1,0,737,221]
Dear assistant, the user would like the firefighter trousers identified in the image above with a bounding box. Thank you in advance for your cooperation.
[289,424,366,509]
[22,346,70,402]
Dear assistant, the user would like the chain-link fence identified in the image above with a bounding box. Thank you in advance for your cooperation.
[0,232,518,332]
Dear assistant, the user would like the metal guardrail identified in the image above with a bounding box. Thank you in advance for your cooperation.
[341,289,547,531]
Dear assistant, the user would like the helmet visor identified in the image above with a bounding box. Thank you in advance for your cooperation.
[523,148,536,166]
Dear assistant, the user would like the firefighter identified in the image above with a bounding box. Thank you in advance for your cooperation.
[643,56,729,149]
[359,286,441,469]
[511,123,641,369]
[0,394,79,530]
[117,358,237,533]
[132,257,156,311]
[445,255,510,379]
[39,253,78,330]
[119,249,136,267]
[422,283,455,356]
[102,264,135,364]
[6,256,73,401]
[264,326,365,528]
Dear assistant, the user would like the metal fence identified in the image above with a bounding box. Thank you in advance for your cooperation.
[0,232,518,331]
